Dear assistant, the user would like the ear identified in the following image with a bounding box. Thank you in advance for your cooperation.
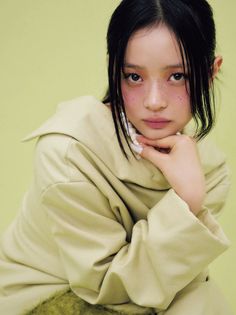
[212,55,223,79]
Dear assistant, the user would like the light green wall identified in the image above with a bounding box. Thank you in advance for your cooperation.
[207,1,236,312]
[0,0,235,312]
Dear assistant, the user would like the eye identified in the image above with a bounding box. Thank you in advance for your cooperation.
[124,72,142,84]
[170,72,187,82]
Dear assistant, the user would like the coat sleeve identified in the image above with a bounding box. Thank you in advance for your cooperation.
[195,146,231,234]
[41,171,230,310]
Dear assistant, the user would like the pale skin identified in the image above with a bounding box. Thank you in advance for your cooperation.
[121,24,222,216]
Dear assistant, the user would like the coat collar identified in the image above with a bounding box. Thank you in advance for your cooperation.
[23,95,226,189]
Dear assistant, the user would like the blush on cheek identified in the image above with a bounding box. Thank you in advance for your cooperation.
[125,95,137,105]
[121,88,137,107]
[177,95,183,102]
[176,93,189,105]
[176,94,192,117]
[121,85,128,102]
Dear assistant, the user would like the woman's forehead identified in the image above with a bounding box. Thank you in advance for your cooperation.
[124,24,184,69]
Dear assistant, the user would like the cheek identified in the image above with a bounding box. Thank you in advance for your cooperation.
[176,89,188,101]
[121,83,143,108]
[173,89,190,107]
[169,89,191,117]
[176,95,189,109]
[178,93,190,109]
[176,93,192,118]
[177,95,184,102]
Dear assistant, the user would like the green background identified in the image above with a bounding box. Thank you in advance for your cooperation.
[0,0,235,312]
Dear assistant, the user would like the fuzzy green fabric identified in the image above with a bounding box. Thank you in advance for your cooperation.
[25,290,156,315]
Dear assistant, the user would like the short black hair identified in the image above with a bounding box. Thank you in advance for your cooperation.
[103,0,217,157]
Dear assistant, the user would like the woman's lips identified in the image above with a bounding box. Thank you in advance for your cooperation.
[143,119,171,129]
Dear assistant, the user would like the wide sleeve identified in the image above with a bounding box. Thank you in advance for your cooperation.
[196,150,231,236]
[41,179,229,310]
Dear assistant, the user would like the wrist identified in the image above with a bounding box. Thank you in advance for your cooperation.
[176,188,205,216]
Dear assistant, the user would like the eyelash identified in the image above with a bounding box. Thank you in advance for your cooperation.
[170,73,188,82]
[123,73,142,83]
[123,72,188,85]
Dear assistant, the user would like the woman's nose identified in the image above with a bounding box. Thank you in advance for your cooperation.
[144,82,168,111]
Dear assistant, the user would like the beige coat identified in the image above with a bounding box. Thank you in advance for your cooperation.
[0,96,233,314]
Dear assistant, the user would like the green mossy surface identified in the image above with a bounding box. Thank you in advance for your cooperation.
[25,290,156,315]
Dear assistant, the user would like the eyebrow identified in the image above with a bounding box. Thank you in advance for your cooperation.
[123,63,184,70]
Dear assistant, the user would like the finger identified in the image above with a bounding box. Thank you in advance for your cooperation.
[140,145,167,166]
[153,135,179,149]
[135,135,153,145]
[136,135,162,147]
[137,134,180,149]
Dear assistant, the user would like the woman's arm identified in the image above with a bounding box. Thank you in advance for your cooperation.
[29,131,229,311]
[42,178,229,310]
[138,134,206,215]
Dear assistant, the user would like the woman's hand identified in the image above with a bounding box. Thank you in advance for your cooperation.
[137,134,206,216]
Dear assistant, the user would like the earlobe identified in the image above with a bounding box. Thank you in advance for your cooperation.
[212,55,223,79]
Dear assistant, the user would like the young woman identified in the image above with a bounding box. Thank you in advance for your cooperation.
[0,0,233,314]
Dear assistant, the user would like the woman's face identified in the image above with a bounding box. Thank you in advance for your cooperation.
[121,24,192,140]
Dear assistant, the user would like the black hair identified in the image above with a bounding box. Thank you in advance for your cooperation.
[103,0,217,157]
